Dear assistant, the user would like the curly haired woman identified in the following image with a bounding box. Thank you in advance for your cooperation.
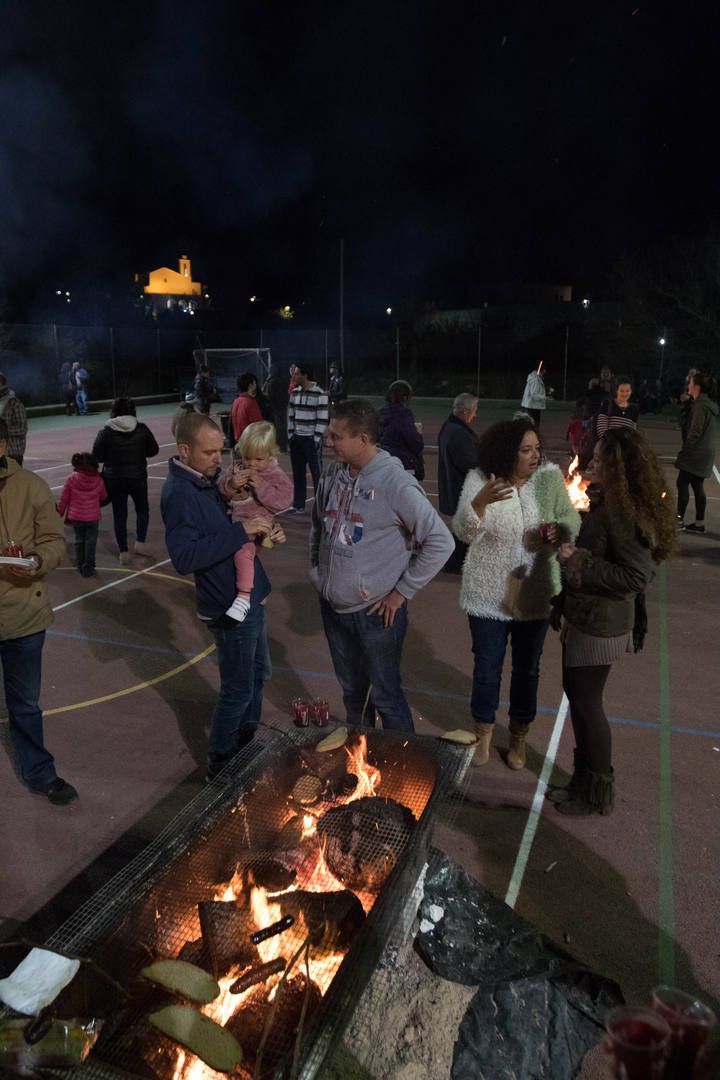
[552,428,676,816]
[453,419,579,768]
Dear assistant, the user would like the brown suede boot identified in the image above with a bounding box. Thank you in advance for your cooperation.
[546,749,588,803]
[506,722,530,770]
[473,722,494,766]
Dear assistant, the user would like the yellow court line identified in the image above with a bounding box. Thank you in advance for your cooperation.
[46,566,215,716]
[44,644,216,716]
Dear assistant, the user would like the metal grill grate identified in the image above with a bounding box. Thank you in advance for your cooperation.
[6,727,470,1080]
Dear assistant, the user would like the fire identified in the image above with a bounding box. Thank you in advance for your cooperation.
[250,888,284,963]
[565,455,590,511]
[345,735,381,800]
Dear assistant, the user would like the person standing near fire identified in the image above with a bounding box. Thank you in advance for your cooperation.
[0,417,78,804]
[437,392,480,573]
[520,362,547,428]
[311,399,454,733]
[161,412,286,780]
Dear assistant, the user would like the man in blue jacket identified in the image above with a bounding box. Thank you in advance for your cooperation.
[161,413,284,779]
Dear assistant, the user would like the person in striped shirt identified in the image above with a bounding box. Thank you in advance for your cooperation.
[594,377,639,437]
[287,363,329,512]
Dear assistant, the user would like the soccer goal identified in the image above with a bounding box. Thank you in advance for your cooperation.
[192,347,272,404]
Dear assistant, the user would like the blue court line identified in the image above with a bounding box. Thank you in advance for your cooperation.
[44,630,720,742]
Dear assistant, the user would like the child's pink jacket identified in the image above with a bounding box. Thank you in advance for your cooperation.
[57,470,107,522]
[217,461,293,526]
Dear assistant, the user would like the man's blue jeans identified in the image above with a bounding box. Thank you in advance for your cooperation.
[289,436,320,510]
[0,631,57,789]
[206,605,271,769]
[320,597,415,732]
[75,388,88,415]
[468,616,549,727]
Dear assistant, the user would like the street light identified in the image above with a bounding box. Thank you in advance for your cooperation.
[658,336,667,380]
[386,306,392,315]
[581,297,590,309]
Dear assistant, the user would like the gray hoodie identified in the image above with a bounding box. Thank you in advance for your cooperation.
[310,449,454,613]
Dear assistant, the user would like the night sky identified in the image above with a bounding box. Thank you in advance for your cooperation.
[1,0,718,322]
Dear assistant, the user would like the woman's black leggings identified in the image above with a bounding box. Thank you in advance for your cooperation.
[676,470,706,522]
[562,663,612,774]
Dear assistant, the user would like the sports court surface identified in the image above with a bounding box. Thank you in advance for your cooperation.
[1,400,718,1029]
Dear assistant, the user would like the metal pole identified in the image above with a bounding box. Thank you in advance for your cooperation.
[324,328,329,387]
[475,317,482,398]
[52,324,60,367]
[156,327,161,393]
[109,327,116,398]
[395,326,400,381]
[562,325,569,402]
[339,238,345,372]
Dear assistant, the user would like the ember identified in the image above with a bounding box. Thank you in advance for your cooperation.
[565,455,590,511]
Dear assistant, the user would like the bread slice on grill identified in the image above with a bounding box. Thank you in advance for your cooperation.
[149,1005,242,1073]
[140,959,219,1004]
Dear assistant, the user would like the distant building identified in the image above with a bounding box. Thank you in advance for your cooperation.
[140,256,207,314]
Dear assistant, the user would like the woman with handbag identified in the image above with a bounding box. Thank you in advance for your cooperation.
[551,428,676,816]
[453,418,579,768]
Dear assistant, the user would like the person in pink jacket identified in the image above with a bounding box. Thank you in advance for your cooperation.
[217,421,293,621]
[56,452,107,577]
[230,372,263,441]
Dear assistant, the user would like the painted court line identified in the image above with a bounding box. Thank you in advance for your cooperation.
[656,562,676,985]
[52,559,172,612]
[714,464,720,485]
[504,693,569,910]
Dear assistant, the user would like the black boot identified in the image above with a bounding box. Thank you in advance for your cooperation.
[546,748,588,804]
[555,769,614,816]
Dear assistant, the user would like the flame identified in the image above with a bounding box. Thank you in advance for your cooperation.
[344,735,381,800]
[250,887,284,962]
[302,814,317,839]
[565,455,590,511]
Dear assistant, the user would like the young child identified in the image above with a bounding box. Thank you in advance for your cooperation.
[218,421,293,621]
[57,452,107,577]
[565,402,586,458]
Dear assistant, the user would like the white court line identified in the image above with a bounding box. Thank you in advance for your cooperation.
[52,559,172,613]
[714,465,720,485]
[504,693,569,910]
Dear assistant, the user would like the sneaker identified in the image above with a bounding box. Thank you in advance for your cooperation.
[134,541,153,557]
[287,506,306,514]
[31,777,78,805]
[684,523,705,534]
[226,596,251,622]
[118,551,131,566]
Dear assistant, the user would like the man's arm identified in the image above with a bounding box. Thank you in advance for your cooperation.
[30,478,66,573]
[314,390,329,438]
[449,429,480,475]
[163,495,249,576]
[8,398,27,450]
[392,483,454,599]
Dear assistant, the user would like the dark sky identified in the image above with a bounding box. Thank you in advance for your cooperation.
[1,0,718,321]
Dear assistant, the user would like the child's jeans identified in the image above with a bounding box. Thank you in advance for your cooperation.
[234,541,256,595]
[70,520,99,575]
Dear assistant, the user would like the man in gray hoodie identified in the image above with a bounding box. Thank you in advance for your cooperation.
[310,399,454,732]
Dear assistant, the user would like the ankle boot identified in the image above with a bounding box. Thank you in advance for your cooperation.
[546,748,588,804]
[473,722,494,766]
[555,769,614,816]
[506,722,530,770]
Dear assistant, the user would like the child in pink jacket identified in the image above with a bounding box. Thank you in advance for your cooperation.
[57,452,107,577]
[217,421,293,621]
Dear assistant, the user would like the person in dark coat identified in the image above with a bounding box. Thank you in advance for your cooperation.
[262,364,289,451]
[674,371,718,533]
[92,397,159,564]
[377,380,424,480]
[193,364,216,414]
[58,363,75,415]
[328,364,347,406]
[437,393,479,572]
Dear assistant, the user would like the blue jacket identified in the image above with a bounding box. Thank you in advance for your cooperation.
[161,458,270,619]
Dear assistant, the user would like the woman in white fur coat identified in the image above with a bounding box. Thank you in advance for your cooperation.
[453,419,579,768]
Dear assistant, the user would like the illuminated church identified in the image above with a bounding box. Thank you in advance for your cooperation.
[141,256,206,314]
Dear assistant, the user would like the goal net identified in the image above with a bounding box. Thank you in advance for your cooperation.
[192,347,272,404]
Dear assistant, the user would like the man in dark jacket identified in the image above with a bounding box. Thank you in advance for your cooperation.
[437,393,479,572]
[161,413,284,779]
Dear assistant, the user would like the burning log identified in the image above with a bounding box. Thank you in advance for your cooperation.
[197,901,259,979]
[229,957,286,995]
[277,890,365,951]
[317,796,417,892]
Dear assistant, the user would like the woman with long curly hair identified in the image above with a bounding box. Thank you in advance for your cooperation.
[552,427,676,816]
[453,419,579,768]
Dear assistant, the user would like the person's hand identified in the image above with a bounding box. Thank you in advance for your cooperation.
[471,474,514,517]
[244,516,271,540]
[232,467,253,490]
[6,555,41,580]
[367,589,406,628]
[549,606,562,632]
[542,523,559,545]
[269,524,286,545]
[556,542,576,563]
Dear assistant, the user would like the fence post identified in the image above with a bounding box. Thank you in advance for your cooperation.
[475,317,483,398]
[562,325,569,402]
[156,327,161,393]
[109,327,117,398]
[52,324,60,367]
[324,328,329,387]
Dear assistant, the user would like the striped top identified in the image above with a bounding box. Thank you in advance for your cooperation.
[595,402,639,436]
[288,384,329,439]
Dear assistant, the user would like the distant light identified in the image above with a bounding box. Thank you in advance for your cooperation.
[249,295,257,302]
[65,291,70,296]
[66,297,71,303]
[581,298,590,308]
[659,337,666,346]
[56,290,62,295]
[283,305,291,312]
[386,307,392,315]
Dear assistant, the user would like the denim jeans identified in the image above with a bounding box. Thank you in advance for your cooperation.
[104,477,150,552]
[320,596,414,732]
[75,388,88,415]
[206,605,271,769]
[0,631,56,789]
[289,435,320,510]
[468,616,549,726]
[70,520,99,574]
